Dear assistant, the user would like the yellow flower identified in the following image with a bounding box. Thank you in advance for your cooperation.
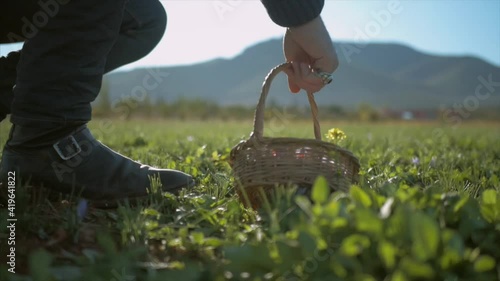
[325,128,347,143]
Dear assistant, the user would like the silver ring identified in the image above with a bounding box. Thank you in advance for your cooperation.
[313,69,333,85]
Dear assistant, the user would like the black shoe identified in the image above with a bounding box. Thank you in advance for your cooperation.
[0,125,194,206]
[0,51,20,122]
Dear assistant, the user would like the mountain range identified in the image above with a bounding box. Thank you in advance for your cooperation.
[105,39,500,110]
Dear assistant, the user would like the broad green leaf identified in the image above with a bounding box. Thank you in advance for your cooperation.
[480,204,497,223]
[400,257,435,279]
[439,230,464,269]
[354,208,382,235]
[340,234,370,256]
[323,200,340,217]
[331,261,348,278]
[96,232,117,254]
[204,237,224,247]
[144,220,159,231]
[29,250,54,281]
[458,200,489,237]
[268,242,280,260]
[331,217,348,229]
[191,166,199,177]
[474,255,496,272]
[481,189,497,205]
[275,240,302,272]
[316,238,328,250]
[312,176,330,204]
[439,251,462,270]
[168,238,183,247]
[191,232,204,245]
[378,240,397,269]
[312,204,323,216]
[350,185,372,207]
[453,195,469,213]
[465,247,481,261]
[295,195,312,216]
[223,244,275,273]
[298,231,317,254]
[410,212,440,261]
[179,227,189,238]
[390,271,407,281]
[168,261,185,270]
[480,189,499,222]
[488,174,499,186]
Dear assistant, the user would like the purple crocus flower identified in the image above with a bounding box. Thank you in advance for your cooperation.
[412,157,420,165]
[76,199,88,221]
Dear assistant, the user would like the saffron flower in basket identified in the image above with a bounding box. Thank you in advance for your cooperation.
[325,128,347,145]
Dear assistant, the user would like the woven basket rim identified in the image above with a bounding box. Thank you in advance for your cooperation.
[232,136,360,166]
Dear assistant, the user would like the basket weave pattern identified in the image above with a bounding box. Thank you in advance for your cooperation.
[230,63,360,208]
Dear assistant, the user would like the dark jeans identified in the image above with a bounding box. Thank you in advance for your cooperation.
[0,0,166,128]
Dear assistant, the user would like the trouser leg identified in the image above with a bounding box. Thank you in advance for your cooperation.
[0,52,20,121]
[0,1,38,122]
[11,0,127,128]
[0,0,167,122]
[104,0,167,73]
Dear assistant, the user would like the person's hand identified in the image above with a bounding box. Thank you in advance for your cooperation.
[283,16,339,94]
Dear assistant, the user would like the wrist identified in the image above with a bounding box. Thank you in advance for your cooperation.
[288,16,331,46]
[287,15,322,31]
[288,17,337,73]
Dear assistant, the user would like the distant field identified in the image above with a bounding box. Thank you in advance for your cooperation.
[0,119,499,281]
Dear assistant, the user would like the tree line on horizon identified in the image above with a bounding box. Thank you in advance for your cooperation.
[91,90,500,122]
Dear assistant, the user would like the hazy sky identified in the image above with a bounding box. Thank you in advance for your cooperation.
[1,0,499,69]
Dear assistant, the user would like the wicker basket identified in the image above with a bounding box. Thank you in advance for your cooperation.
[229,63,360,209]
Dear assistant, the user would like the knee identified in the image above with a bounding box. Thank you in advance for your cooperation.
[146,1,167,45]
[121,0,167,60]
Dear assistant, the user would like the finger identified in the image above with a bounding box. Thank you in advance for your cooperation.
[283,64,301,94]
[288,77,301,94]
[286,61,324,94]
[301,63,324,84]
[292,61,301,78]
[291,62,303,93]
[301,82,323,94]
[296,62,324,93]
[299,62,311,79]
[282,64,293,77]
[312,52,340,75]
[300,77,324,93]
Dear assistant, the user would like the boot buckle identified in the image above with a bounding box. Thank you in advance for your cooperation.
[53,135,82,160]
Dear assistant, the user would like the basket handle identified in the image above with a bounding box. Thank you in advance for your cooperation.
[252,62,322,141]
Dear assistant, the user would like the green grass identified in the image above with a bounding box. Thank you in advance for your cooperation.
[0,119,499,281]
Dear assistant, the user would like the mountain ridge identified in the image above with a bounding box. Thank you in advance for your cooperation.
[105,39,500,110]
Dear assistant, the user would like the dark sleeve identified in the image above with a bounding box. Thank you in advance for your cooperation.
[261,0,324,27]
